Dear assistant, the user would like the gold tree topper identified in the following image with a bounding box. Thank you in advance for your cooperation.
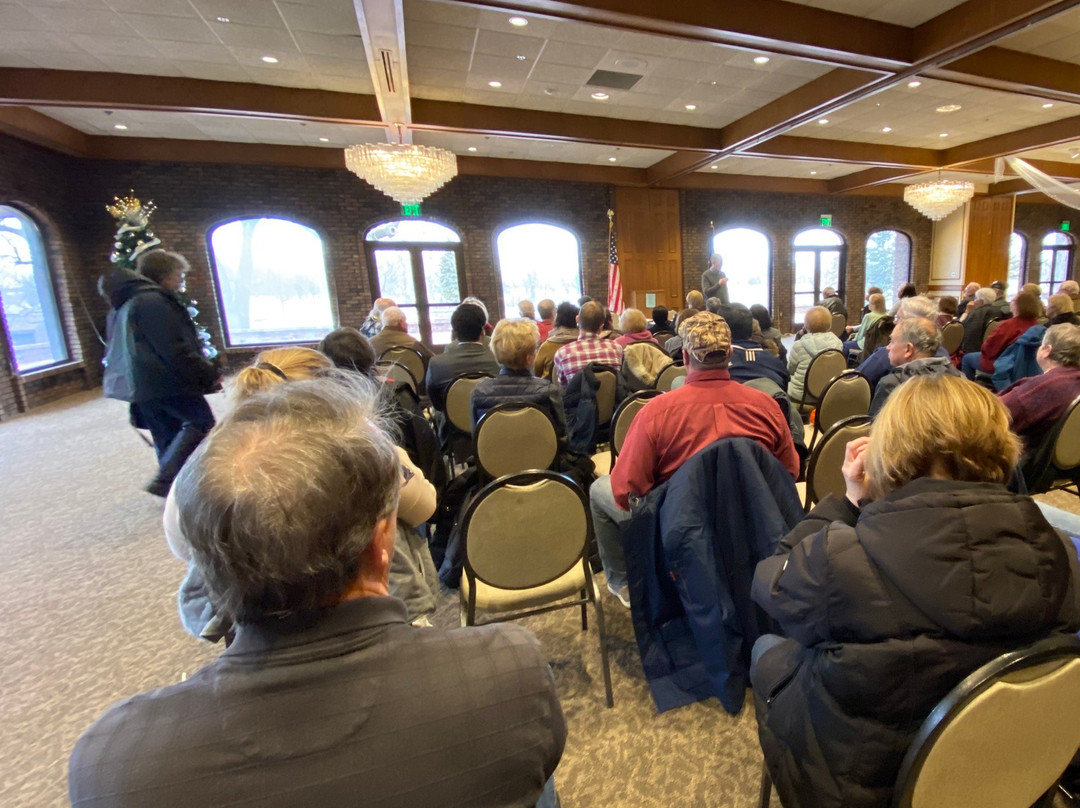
[106,191,156,223]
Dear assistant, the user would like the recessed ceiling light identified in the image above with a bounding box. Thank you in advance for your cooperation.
[907,80,922,88]
[508,16,528,26]
[753,56,770,65]
[591,91,609,100]
[1043,102,1055,109]
[467,146,477,152]
[1071,149,1080,159]
[711,164,718,169]
[488,80,502,88]
[516,54,527,61]
[216,16,230,23]
[113,124,128,130]
[608,156,617,162]
[936,104,961,113]
[261,55,278,64]
[810,170,817,175]
[543,87,557,96]
[882,126,893,133]
[685,104,697,111]
[818,118,829,125]
[939,132,949,138]
[318,137,329,142]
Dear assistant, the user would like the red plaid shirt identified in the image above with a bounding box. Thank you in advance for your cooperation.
[553,335,623,388]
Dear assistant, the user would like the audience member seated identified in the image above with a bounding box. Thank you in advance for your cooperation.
[750,374,1080,808]
[535,302,579,379]
[360,297,394,338]
[1047,293,1080,327]
[673,290,705,331]
[590,312,798,607]
[787,306,843,402]
[1000,323,1080,448]
[553,301,624,389]
[859,286,882,317]
[856,296,940,388]
[447,296,493,347]
[959,287,999,357]
[1022,282,1047,318]
[615,308,659,347]
[935,294,957,328]
[962,291,1041,380]
[751,304,787,362]
[597,305,622,340]
[819,287,846,318]
[989,279,1011,316]
[649,305,672,337]
[369,306,434,367]
[955,281,980,318]
[1060,279,1080,311]
[869,317,959,416]
[536,298,556,341]
[518,299,536,320]
[721,304,789,390]
[843,292,885,358]
[889,282,917,315]
[319,327,376,376]
[705,296,722,314]
[74,377,566,808]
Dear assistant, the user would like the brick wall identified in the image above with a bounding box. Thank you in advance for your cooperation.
[680,189,934,330]
[1014,200,1078,289]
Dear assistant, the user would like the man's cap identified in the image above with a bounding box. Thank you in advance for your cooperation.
[991,281,1006,290]
[681,312,731,364]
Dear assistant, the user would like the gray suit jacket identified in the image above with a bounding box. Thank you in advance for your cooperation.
[70,597,566,808]
[425,341,499,411]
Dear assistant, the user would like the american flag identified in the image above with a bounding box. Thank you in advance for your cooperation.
[607,214,624,316]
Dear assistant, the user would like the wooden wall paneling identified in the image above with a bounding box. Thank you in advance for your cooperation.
[614,187,683,312]
[964,196,1015,288]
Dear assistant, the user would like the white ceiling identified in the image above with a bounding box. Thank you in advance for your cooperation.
[997,5,1080,63]
[788,76,1080,149]
[783,0,969,27]
[696,155,873,180]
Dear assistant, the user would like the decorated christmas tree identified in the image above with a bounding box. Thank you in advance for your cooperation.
[106,193,218,360]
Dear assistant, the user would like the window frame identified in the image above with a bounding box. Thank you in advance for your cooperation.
[1008,231,1027,291]
[494,220,583,320]
[1038,231,1075,298]
[710,226,773,311]
[792,227,847,325]
[863,229,912,307]
[206,215,336,349]
[0,203,70,374]
[363,218,467,348]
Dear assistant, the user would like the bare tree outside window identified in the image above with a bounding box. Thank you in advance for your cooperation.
[496,224,582,319]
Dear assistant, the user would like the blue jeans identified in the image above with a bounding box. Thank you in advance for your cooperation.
[134,394,215,485]
[536,776,559,808]
[1037,502,1080,538]
[589,476,632,591]
[961,351,982,380]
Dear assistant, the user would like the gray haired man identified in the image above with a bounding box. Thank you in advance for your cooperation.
[869,317,960,416]
[70,377,566,808]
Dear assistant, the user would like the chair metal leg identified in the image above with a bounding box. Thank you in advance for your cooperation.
[580,591,588,631]
[758,763,772,808]
[592,595,614,708]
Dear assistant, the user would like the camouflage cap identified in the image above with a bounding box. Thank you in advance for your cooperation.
[681,311,731,365]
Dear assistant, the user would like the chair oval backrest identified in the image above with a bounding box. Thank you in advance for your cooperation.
[445,374,488,433]
[463,472,588,589]
[594,369,617,425]
[894,638,1080,808]
[983,318,1002,342]
[830,312,847,338]
[1053,396,1080,471]
[806,415,872,506]
[375,360,417,393]
[816,371,872,434]
[654,363,687,392]
[474,404,559,479]
[378,346,425,389]
[611,390,662,459]
[804,349,847,401]
[941,320,964,355]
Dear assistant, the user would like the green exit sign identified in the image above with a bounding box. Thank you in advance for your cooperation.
[401,204,422,217]
[820,214,832,227]
[1063,220,1071,232]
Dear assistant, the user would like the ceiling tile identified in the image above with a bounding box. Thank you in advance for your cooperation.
[152,40,237,64]
[230,46,306,70]
[303,54,368,79]
[474,8,558,38]
[473,29,545,60]
[408,45,470,72]
[405,20,476,51]
[97,54,186,76]
[103,0,199,14]
[528,62,594,86]
[315,74,375,94]
[68,34,161,58]
[292,30,365,59]
[276,2,358,36]
[122,13,219,43]
[24,51,111,71]
[538,40,605,69]
[243,67,316,88]
[0,30,79,52]
[0,4,52,30]
[403,0,480,28]
[187,0,285,28]
[0,52,37,68]
[469,53,532,81]
[25,7,135,35]
[175,61,250,81]
[213,23,296,50]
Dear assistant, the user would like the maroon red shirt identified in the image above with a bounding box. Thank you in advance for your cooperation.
[999,365,1080,444]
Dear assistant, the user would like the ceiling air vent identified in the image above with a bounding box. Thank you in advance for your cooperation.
[379,49,396,93]
[585,69,643,90]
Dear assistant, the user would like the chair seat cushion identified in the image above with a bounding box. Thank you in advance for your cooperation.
[461,563,589,614]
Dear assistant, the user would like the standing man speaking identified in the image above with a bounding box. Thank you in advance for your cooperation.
[702,253,730,305]
[103,250,219,497]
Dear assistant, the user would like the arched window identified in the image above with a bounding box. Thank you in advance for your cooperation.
[711,228,771,309]
[1008,232,1026,292]
[364,219,464,346]
[208,217,333,346]
[1038,232,1074,298]
[496,223,582,319]
[793,228,846,325]
[864,230,911,307]
[0,205,68,371]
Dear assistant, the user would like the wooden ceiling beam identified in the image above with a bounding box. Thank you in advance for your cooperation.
[442,0,911,70]
[826,167,927,194]
[928,47,1080,105]
[0,106,88,156]
[942,113,1080,165]
[744,135,941,168]
[911,0,1080,62]
[987,179,1040,195]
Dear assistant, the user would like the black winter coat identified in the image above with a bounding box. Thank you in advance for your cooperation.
[751,479,1080,808]
[102,269,217,403]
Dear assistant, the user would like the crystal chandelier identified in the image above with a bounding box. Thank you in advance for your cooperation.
[903,177,975,221]
[344,142,458,205]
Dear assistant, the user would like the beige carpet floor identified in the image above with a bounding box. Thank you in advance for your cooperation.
[2,389,1078,808]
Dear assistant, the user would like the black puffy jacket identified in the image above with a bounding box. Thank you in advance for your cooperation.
[751,479,1080,808]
